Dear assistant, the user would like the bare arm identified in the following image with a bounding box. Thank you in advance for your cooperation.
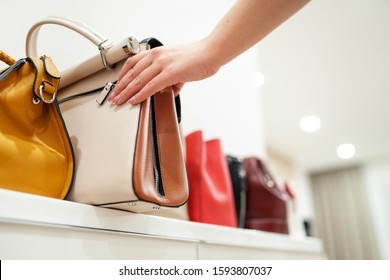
[109,0,310,105]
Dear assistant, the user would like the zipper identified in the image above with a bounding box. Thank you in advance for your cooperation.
[58,86,104,104]
[58,82,115,105]
[150,95,164,196]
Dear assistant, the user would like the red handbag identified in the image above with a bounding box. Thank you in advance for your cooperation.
[243,157,289,234]
[185,131,237,227]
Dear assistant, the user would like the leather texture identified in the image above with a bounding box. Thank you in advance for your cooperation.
[33,18,189,212]
[133,88,189,206]
[185,131,237,227]
[243,157,289,234]
[0,55,74,199]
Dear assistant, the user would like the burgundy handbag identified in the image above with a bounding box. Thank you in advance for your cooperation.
[185,131,237,227]
[243,157,289,234]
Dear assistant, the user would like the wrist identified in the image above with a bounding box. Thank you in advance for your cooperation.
[195,36,226,77]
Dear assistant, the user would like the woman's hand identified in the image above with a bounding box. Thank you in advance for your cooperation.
[108,40,219,105]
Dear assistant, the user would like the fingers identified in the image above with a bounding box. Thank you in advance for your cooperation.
[118,51,147,81]
[127,82,183,106]
[111,64,161,105]
[126,73,169,105]
[172,83,184,96]
[109,48,168,105]
[108,52,150,102]
[108,46,185,105]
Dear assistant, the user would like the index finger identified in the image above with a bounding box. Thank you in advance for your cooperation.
[118,51,148,81]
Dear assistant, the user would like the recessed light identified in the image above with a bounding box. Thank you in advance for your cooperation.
[300,115,321,132]
[337,143,356,159]
[252,72,265,87]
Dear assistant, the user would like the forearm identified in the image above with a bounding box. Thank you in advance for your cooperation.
[204,0,310,70]
[110,0,310,105]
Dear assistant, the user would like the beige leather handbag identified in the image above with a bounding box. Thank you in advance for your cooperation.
[26,17,189,212]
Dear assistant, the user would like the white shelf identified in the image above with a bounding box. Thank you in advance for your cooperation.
[0,189,326,259]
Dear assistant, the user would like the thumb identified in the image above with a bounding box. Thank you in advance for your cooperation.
[172,83,185,97]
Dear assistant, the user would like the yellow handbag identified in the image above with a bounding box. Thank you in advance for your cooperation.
[0,50,74,199]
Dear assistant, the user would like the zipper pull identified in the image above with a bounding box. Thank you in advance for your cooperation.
[96,82,115,105]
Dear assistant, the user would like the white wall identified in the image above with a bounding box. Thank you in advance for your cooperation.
[363,159,390,260]
[1,0,266,158]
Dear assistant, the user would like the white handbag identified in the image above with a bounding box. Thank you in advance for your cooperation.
[26,17,189,212]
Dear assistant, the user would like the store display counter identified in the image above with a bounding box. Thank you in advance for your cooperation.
[0,189,326,259]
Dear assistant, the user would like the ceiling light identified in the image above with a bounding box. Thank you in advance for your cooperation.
[300,115,321,132]
[252,72,265,87]
[337,143,356,159]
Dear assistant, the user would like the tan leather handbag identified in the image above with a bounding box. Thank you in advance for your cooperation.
[26,17,189,212]
[0,51,74,199]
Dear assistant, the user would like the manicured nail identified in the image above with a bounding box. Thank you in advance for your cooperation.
[108,91,116,101]
[128,97,135,105]
[111,96,119,104]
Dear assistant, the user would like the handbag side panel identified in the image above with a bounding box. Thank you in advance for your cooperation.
[59,62,141,206]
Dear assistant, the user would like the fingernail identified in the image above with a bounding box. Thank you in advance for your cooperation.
[127,98,135,105]
[111,96,119,104]
[108,91,116,101]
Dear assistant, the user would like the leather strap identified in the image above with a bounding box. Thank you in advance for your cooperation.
[0,50,16,66]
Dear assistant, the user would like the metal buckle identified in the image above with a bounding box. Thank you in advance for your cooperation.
[98,40,114,70]
[140,42,151,52]
[39,84,56,104]
[96,82,115,105]
[122,37,140,55]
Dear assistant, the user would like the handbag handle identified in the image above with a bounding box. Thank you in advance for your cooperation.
[26,16,110,57]
[25,16,144,89]
[0,50,16,65]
